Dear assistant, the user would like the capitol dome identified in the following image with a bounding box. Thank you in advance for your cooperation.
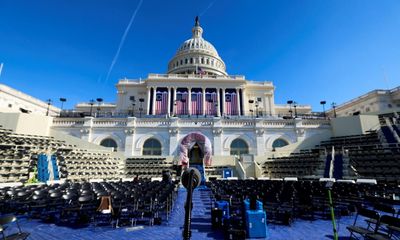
[167,17,227,76]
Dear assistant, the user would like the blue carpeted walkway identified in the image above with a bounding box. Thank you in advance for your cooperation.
[4,186,358,240]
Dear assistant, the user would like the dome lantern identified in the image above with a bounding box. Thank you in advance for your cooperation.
[192,16,203,38]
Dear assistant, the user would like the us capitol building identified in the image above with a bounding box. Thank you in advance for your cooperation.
[48,17,332,166]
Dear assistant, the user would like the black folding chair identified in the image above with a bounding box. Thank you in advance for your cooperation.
[347,207,380,240]
[0,214,29,240]
[366,203,397,228]
[366,215,400,240]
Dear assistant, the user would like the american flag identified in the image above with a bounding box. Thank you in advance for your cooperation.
[176,91,188,115]
[197,65,206,75]
[205,91,217,115]
[191,91,203,115]
[155,91,168,115]
[225,92,238,115]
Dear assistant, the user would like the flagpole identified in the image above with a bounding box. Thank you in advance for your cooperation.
[0,63,3,77]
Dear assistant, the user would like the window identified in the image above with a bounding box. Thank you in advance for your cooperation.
[190,58,193,64]
[143,138,162,156]
[388,104,392,108]
[180,60,183,65]
[272,139,288,148]
[185,59,188,64]
[257,97,262,102]
[230,139,249,156]
[100,138,118,151]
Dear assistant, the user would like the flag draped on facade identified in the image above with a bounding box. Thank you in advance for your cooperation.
[155,91,168,115]
[191,91,203,115]
[205,91,217,115]
[225,91,238,115]
[176,91,188,115]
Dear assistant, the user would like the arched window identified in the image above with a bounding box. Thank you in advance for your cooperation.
[142,138,162,156]
[230,139,249,156]
[100,138,118,151]
[272,139,289,148]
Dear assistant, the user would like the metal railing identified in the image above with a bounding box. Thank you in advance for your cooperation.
[55,109,329,120]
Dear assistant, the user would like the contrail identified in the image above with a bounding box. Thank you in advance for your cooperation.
[200,1,215,16]
[105,0,143,83]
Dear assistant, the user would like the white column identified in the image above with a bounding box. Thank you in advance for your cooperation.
[216,88,221,117]
[167,87,171,117]
[146,87,151,115]
[236,88,241,116]
[173,87,177,116]
[188,87,192,115]
[268,95,272,116]
[221,88,226,116]
[152,87,156,115]
[242,88,248,116]
[202,87,206,115]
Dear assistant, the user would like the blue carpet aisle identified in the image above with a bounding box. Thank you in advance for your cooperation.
[4,185,359,240]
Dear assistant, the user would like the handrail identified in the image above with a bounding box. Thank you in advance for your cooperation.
[235,157,246,179]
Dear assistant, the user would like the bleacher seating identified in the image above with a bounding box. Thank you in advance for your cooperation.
[0,126,122,183]
[262,149,323,178]
[59,149,122,182]
[349,145,400,181]
[263,130,400,181]
[319,132,380,149]
[125,157,176,180]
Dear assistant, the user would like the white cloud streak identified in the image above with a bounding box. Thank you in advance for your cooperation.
[105,0,143,83]
[200,1,215,16]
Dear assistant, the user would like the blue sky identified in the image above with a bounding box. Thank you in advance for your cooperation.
[0,0,399,111]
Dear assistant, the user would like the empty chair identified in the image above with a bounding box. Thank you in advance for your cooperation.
[94,196,114,227]
[0,214,30,240]
[366,203,397,227]
[347,207,380,239]
[366,215,400,240]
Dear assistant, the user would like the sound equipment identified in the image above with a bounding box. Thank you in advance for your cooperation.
[216,200,230,220]
[211,208,223,229]
[181,168,201,240]
[244,199,263,211]
[245,210,268,238]
[181,168,201,190]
